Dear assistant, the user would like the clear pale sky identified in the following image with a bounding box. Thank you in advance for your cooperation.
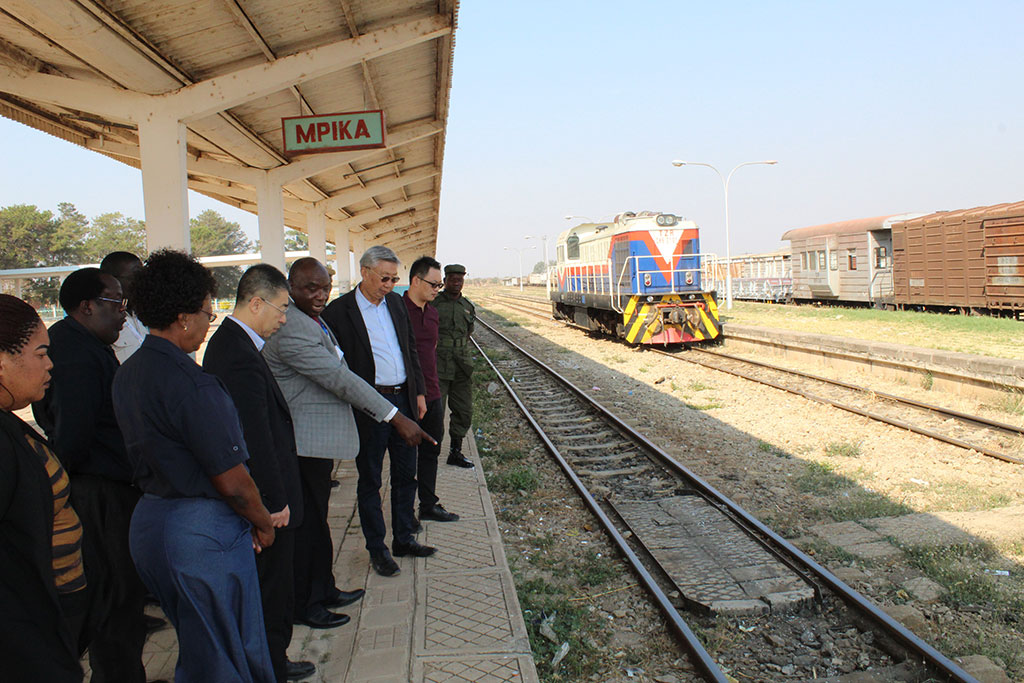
[2,1,1022,277]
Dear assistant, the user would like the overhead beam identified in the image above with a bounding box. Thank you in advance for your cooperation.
[316,167,439,214]
[166,16,451,121]
[0,67,145,123]
[335,196,436,232]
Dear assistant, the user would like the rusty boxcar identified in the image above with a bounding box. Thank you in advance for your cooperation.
[891,201,1024,314]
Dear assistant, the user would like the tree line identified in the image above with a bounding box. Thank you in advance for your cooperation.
[0,203,287,303]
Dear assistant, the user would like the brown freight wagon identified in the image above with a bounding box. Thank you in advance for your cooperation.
[891,201,1024,314]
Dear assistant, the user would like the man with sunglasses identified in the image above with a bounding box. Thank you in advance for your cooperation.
[403,256,460,525]
[32,268,150,682]
[322,246,435,577]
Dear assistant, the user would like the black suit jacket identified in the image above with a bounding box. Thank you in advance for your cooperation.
[0,411,82,681]
[321,289,426,406]
[203,318,303,528]
[32,316,132,482]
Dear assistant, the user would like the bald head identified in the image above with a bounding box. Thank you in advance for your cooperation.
[288,257,331,318]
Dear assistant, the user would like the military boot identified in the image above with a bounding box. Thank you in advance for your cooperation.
[446,437,474,468]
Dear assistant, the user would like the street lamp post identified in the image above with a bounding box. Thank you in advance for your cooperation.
[504,245,536,292]
[670,159,777,310]
[524,234,550,296]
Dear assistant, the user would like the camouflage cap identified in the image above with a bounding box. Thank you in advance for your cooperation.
[444,264,466,275]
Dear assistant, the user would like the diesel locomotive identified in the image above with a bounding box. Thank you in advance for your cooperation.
[551,211,722,344]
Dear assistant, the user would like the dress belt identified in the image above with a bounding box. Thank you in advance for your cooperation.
[375,383,406,395]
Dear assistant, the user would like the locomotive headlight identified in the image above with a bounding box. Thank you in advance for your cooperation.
[647,296,654,302]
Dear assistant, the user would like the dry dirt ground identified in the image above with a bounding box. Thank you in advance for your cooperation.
[469,290,1024,682]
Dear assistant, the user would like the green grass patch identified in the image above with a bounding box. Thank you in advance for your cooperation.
[687,380,712,391]
[826,490,912,521]
[574,550,620,587]
[921,371,934,390]
[757,440,774,452]
[520,593,606,680]
[824,440,863,458]
[487,466,540,493]
[727,301,1024,361]
[484,447,527,464]
[989,390,1024,416]
[685,400,724,411]
[902,543,1024,614]
[794,461,852,494]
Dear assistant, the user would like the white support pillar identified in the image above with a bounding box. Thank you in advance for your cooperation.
[256,174,286,271]
[332,221,351,294]
[138,114,190,252]
[14,278,24,299]
[350,233,366,288]
[306,208,328,264]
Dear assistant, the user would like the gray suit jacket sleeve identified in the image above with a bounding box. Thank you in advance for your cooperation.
[266,310,394,422]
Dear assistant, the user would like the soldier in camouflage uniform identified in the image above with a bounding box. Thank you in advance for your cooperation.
[430,264,475,468]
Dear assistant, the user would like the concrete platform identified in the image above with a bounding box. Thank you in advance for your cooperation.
[89,431,539,682]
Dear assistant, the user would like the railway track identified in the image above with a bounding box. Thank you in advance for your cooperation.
[472,316,976,682]
[481,293,1024,466]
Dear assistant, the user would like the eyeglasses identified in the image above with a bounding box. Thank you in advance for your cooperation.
[418,277,444,290]
[259,297,289,316]
[198,309,217,323]
[95,296,128,309]
[370,269,401,284]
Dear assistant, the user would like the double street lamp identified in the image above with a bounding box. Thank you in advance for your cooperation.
[671,159,777,310]
[504,244,536,292]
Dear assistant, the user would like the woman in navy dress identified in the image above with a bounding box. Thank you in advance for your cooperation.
[112,250,275,683]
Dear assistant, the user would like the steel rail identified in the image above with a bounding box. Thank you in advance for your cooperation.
[473,315,979,683]
[694,347,1024,437]
[652,348,1024,466]
[481,296,1023,463]
[470,329,729,683]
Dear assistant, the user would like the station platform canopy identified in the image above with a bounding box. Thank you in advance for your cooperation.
[0,0,458,284]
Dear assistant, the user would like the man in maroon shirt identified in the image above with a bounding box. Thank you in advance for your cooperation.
[403,256,460,523]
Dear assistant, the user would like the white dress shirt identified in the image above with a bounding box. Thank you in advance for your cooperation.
[354,287,407,387]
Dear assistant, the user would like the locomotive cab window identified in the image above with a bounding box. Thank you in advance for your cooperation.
[567,235,580,260]
[874,246,888,268]
[848,249,857,270]
[818,251,826,271]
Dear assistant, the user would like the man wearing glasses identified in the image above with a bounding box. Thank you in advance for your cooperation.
[403,256,460,526]
[322,246,435,577]
[32,268,150,682]
[203,264,316,682]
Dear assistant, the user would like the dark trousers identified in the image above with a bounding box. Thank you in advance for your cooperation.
[355,391,418,551]
[256,527,295,683]
[417,397,444,510]
[293,456,337,614]
[71,475,147,683]
[439,363,473,440]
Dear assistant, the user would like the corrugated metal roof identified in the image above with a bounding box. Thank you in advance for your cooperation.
[891,200,1024,228]
[0,0,458,253]
[781,213,924,241]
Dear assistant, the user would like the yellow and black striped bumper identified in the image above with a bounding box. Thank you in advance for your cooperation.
[622,293,721,344]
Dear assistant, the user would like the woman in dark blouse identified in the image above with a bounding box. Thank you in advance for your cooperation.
[0,294,85,682]
[112,250,276,683]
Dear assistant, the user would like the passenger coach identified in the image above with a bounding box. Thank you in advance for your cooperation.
[551,211,721,344]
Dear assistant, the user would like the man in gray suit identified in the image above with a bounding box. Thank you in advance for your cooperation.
[262,258,433,628]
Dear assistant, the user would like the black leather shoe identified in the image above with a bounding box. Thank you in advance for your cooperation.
[370,550,401,577]
[294,604,350,629]
[286,659,316,681]
[420,504,459,522]
[446,453,474,468]
[329,478,340,489]
[324,587,365,608]
[392,539,436,557]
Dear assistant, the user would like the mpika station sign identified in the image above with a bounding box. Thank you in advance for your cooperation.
[281,110,386,155]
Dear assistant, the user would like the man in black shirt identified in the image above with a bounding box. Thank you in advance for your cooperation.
[33,267,147,683]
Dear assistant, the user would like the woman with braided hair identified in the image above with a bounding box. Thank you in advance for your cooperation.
[0,294,86,681]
